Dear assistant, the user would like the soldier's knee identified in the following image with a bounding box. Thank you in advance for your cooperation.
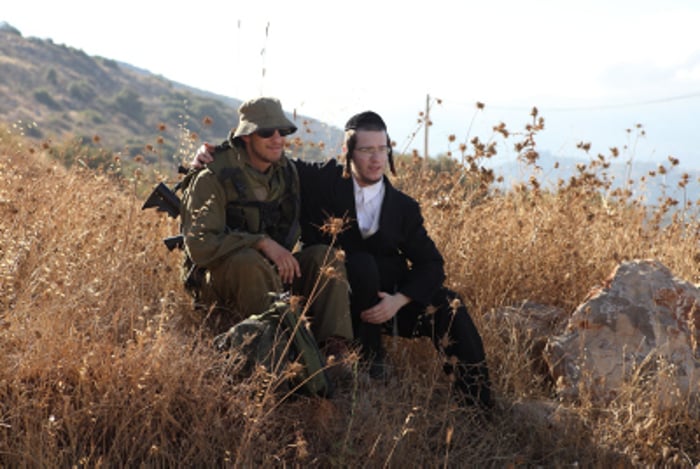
[298,244,347,277]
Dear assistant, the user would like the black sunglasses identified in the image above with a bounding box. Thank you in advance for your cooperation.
[255,128,294,138]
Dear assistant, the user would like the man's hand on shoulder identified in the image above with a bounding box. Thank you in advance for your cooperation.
[255,237,301,284]
[191,142,216,169]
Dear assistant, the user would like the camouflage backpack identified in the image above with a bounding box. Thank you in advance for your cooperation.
[213,294,333,398]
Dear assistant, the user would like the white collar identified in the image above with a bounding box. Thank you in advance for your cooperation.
[352,176,384,202]
[352,176,385,238]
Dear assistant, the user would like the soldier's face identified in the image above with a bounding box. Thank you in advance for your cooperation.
[350,130,389,187]
[242,129,286,171]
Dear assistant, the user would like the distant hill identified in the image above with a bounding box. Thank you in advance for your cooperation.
[491,150,700,209]
[0,23,343,167]
[1,23,697,206]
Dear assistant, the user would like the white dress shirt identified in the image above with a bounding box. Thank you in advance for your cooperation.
[353,177,385,239]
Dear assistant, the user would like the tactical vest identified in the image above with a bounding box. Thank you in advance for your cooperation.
[215,153,301,252]
[178,143,301,298]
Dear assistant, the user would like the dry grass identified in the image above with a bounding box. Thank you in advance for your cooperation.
[1,111,699,467]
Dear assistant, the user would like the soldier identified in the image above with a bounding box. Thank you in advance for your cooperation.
[180,96,352,349]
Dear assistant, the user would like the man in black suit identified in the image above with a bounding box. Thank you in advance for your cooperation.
[193,110,492,408]
[295,111,492,408]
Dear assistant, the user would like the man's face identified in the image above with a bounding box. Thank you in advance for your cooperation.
[350,129,389,187]
[241,129,288,171]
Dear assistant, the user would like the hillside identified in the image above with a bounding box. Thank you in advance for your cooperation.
[2,124,699,466]
[0,23,342,169]
[2,20,697,208]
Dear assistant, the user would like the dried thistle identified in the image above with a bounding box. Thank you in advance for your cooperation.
[289,294,304,312]
[320,216,348,237]
[320,265,340,280]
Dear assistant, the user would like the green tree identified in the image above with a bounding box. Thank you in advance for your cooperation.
[33,88,61,110]
[114,88,144,122]
[69,80,96,102]
[46,68,58,85]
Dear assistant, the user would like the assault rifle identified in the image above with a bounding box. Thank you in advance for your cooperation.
[143,181,180,219]
[142,173,186,251]
[142,167,208,296]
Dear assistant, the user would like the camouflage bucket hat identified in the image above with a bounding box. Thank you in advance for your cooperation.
[233,97,297,138]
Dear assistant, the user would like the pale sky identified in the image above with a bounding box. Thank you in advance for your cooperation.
[3,0,700,166]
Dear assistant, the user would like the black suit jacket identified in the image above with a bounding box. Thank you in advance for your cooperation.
[295,159,445,306]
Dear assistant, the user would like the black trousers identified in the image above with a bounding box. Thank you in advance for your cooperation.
[346,251,492,408]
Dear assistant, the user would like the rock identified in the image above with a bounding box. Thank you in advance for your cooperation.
[543,259,700,404]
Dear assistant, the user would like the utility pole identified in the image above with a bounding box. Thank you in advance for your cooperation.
[424,94,430,169]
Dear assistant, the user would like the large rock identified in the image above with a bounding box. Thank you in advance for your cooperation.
[543,259,700,404]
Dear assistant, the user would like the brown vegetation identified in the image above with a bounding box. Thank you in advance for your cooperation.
[1,108,699,467]
[0,27,338,168]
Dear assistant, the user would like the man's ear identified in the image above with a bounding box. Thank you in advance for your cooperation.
[342,144,351,164]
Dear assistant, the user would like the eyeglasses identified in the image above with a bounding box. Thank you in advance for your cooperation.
[255,128,294,138]
[354,146,389,156]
